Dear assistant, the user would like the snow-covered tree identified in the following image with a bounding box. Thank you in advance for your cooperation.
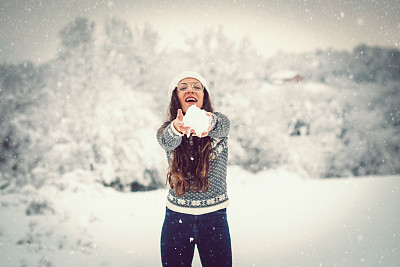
[1,19,399,189]
[0,62,46,185]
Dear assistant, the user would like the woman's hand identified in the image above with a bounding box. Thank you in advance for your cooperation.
[173,109,191,134]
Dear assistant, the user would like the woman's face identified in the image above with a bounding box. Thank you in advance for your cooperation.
[176,77,204,113]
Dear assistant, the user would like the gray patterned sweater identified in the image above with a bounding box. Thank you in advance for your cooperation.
[157,112,230,215]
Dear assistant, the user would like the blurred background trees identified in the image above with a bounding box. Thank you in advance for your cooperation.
[1,17,399,191]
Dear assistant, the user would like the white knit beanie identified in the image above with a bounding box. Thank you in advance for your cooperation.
[168,71,209,99]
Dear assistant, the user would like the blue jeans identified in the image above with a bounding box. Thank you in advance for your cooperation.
[161,207,232,266]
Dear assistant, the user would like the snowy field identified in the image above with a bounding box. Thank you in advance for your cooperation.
[1,166,399,267]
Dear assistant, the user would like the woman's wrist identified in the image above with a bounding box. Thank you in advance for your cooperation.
[171,119,184,136]
[172,119,181,133]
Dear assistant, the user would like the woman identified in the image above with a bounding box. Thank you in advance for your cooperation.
[157,71,232,266]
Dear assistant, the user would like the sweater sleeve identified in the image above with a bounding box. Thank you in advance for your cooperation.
[208,112,230,138]
[157,122,183,152]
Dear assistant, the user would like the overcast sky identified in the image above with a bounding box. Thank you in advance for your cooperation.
[1,0,399,64]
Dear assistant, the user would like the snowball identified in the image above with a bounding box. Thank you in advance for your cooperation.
[183,105,210,137]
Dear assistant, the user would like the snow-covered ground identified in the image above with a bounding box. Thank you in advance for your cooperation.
[1,166,399,267]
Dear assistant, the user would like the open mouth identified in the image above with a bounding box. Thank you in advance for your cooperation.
[185,97,198,103]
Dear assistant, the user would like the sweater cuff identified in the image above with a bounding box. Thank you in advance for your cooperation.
[170,121,184,136]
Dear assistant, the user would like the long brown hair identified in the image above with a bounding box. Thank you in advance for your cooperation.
[158,88,213,196]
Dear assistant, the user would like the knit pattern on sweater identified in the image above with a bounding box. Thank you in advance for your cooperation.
[157,112,230,215]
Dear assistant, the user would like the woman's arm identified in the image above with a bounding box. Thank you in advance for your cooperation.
[156,122,183,152]
[156,109,190,152]
[208,112,230,138]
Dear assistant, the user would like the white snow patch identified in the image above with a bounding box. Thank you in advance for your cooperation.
[1,166,399,266]
[182,105,210,137]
